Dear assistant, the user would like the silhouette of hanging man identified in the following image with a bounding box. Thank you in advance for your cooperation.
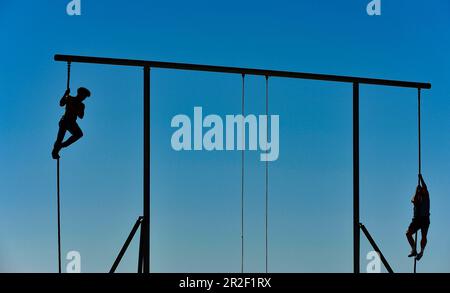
[406,174,430,261]
[52,87,91,159]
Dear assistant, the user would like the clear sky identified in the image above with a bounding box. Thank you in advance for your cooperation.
[0,0,449,273]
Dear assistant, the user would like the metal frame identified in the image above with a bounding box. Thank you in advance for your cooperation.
[109,217,143,273]
[360,223,394,273]
[54,54,431,273]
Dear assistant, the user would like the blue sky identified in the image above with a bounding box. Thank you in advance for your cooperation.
[0,0,449,273]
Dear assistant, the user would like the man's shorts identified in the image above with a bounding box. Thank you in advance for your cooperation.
[407,217,430,235]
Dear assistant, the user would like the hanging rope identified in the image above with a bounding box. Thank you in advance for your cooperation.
[241,73,245,273]
[265,76,269,273]
[418,88,422,176]
[56,158,61,273]
[56,62,71,273]
[414,88,422,273]
[66,62,71,91]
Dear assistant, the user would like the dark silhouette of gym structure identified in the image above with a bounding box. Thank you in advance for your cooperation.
[53,54,431,274]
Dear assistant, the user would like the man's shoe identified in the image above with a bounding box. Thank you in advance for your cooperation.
[416,252,424,261]
[52,148,60,160]
[408,250,417,257]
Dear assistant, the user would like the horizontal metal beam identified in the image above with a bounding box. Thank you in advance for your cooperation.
[54,54,431,89]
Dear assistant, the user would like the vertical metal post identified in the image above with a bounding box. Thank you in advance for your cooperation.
[143,66,150,273]
[265,75,269,274]
[353,82,360,273]
[241,73,245,273]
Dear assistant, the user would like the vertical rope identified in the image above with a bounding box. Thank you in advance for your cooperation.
[56,62,71,273]
[418,88,422,176]
[57,158,61,273]
[265,76,269,273]
[66,62,71,91]
[414,88,421,273]
[241,74,245,273]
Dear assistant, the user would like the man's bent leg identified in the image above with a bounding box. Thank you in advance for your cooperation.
[52,120,67,159]
[416,221,429,261]
[61,121,83,148]
[406,231,416,255]
[406,220,419,257]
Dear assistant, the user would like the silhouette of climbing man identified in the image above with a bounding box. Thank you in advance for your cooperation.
[406,174,430,261]
[52,87,91,159]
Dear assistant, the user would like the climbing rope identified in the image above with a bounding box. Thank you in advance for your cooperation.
[414,88,421,273]
[66,62,71,91]
[56,61,71,273]
[418,88,422,176]
[56,158,61,273]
